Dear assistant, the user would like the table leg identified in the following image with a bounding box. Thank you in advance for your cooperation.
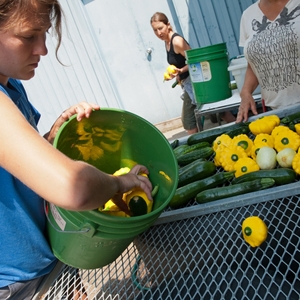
[194,108,204,131]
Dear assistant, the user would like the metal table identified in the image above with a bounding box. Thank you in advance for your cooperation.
[34,104,300,300]
[195,90,262,131]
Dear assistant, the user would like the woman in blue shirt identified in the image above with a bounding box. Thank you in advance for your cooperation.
[0,1,152,299]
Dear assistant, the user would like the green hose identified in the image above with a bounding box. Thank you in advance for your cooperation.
[131,255,150,291]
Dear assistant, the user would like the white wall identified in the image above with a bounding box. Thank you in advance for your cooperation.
[23,0,182,134]
[22,0,252,134]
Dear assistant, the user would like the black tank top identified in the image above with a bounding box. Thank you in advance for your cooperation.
[167,33,189,81]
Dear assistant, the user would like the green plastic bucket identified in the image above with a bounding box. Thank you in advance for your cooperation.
[47,109,178,269]
[185,43,232,104]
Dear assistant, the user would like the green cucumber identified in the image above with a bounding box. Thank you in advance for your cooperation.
[289,117,300,131]
[177,147,214,165]
[178,160,216,187]
[281,112,300,124]
[187,122,250,145]
[292,117,300,124]
[232,168,296,186]
[170,139,179,149]
[169,171,235,209]
[226,126,250,138]
[173,144,189,158]
[196,178,275,204]
[178,158,205,175]
[289,122,296,131]
[182,141,211,155]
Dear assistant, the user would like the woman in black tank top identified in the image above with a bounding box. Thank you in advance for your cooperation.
[150,12,199,135]
[150,12,236,131]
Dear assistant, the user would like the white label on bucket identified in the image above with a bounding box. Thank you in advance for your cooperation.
[188,61,212,83]
[50,203,66,231]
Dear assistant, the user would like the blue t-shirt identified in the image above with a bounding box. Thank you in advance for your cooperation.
[0,79,57,287]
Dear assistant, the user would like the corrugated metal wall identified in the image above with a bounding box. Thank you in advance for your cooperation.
[22,0,256,134]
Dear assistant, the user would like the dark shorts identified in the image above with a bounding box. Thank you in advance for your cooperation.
[181,90,197,130]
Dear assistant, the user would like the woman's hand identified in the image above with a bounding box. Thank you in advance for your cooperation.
[236,94,257,123]
[111,164,153,214]
[236,64,259,123]
[44,102,100,144]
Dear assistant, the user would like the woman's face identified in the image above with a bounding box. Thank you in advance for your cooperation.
[0,5,50,85]
[151,21,170,41]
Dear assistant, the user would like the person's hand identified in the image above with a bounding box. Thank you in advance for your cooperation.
[111,164,153,214]
[236,94,258,123]
[60,101,100,123]
[44,102,100,143]
[115,164,153,199]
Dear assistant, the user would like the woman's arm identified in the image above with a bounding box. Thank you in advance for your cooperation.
[236,63,259,123]
[0,93,152,211]
[172,35,191,76]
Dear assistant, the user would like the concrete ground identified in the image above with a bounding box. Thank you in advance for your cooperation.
[156,114,226,142]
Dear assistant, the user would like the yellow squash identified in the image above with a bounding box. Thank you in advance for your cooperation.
[219,145,247,171]
[251,142,265,160]
[126,188,153,216]
[271,125,290,138]
[214,145,226,167]
[233,157,259,178]
[98,167,151,217]
[167,64,177,75]
[292,152,300,174]
[249,115,280,135]
[163,72,171,81]
[232,134,253,156]
[242,216,268,247]
[253,133,274,148]
[274,129,300,152]
[295,123,300,135]
[213,134,232,152]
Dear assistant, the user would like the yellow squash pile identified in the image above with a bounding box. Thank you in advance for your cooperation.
[214,115,300,177]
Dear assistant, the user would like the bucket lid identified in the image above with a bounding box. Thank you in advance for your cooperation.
[228,56,247,71]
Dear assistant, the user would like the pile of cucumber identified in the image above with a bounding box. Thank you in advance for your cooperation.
[169,120,297,210]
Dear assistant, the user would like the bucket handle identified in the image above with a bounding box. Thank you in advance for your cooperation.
[44,201,90,234]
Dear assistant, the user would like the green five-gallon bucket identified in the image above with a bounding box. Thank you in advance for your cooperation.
[47,109,178,269]
[185,43,232,105]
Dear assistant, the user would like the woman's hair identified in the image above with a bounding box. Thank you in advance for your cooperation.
[0,0,63,60]
[150,12,169,25]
